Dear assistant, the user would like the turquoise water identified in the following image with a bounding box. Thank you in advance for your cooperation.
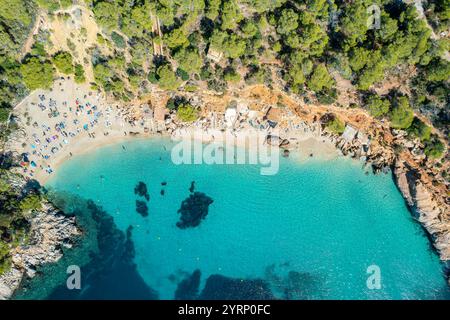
[26,137,449,299]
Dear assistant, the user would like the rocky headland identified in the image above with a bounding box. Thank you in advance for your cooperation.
[0,173,79,300]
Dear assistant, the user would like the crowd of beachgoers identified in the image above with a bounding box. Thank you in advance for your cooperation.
[12,79,149,182]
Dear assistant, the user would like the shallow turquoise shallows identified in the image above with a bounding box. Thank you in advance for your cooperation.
[36,138,449,299]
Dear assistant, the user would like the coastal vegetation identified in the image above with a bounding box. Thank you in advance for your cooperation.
[389,96,415,130]
[0,0,37,121]
[0,170,42,274]
[424,135,445,159]
[322,114,345,134]
[52,51,74,75]
[20,57,55,91]
[408,117,432,142]
[423,0,450,33]
[365,95,390,118]
[176,104,200,122]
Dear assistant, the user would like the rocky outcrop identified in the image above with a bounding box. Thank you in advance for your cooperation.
[394,161,450,262]
[0,203,80,300]
[325,125,395,173]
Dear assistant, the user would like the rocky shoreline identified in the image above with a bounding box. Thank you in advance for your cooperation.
[394,161,450,261]
[0,171,80,300]
[0,203,79,300]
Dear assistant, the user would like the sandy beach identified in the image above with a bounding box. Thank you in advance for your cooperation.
[10,79,154,184]
[9,79,339,185]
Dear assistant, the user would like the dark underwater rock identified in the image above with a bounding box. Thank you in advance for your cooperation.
[134,181,149,201]
[189,181,195,193]
[24,197,159,300]
[199,274,275,300]
[136,200,149,217]
[176,192,213,229]
[264,263,324,299]
[174,269,201,300]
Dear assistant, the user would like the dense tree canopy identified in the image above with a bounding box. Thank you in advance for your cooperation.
[53,51,74,75]
[220,0,243,30]
[424,135,445,159]
[177,104,199,122]
[74,64,86,83]
[408,117,432,142]
[0,0,35,58]
[324,114,345,134]
[389,96,415,129]
[93,2,119,31]
[174,48,203,74]
[20,57,54,91]
[365,95,390,118]
[78,0,449,128]
[157,65,181,91]
[425,58,450,82]
[308,64,333,93]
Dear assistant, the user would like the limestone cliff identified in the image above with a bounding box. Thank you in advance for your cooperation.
[394,161,450,263]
